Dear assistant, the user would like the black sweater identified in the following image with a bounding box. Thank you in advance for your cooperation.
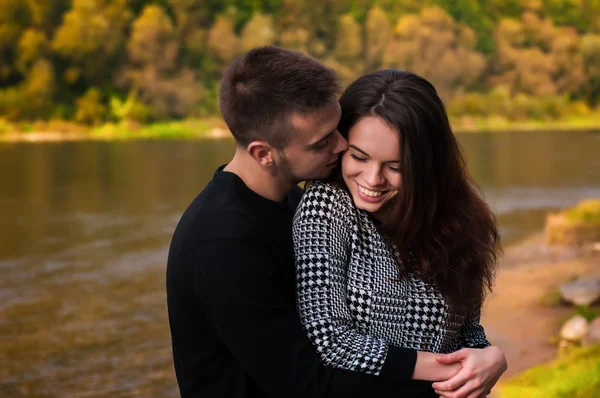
[166,167,425,397]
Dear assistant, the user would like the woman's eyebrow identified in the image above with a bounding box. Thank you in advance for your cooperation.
[349,144,369,156]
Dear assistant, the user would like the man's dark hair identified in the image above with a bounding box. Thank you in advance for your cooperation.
[219,46,339,149]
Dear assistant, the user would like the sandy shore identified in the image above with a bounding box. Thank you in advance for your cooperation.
[482,236,600,379]
[0,131,91,142]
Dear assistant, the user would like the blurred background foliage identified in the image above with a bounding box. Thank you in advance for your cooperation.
[1,0,600,126]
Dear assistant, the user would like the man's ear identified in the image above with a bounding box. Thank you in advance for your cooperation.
[247,141,274,167]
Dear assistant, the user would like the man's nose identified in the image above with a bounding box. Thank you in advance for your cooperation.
[332,130,348,154]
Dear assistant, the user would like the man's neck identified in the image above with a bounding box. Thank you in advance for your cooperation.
[224,150,294,202]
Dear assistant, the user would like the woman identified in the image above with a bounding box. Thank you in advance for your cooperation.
[293,70,507,397]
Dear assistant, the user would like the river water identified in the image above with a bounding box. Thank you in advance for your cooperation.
[1,130,599,396]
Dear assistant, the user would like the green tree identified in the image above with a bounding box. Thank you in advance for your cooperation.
[302,0,352,55]
[431,0,495,54]
[521,11,554,50]
[551,26,586,95]
[22,58,56,117]
[126,5,176,68]
[333,13,363,73]
[364,6,392,71]
[207,13,240,63]
[0,0,34,80]
[324,13,364,87]
[168,0,210,35]
[581,33,600,103]
[276,0,310,53]
[490,11,588,97]
[75,87,107,124]
[543,0,587,31]
[241,12,276,52]
[1,0,599,122]
[489,0,522,18]
[386,0,423,19]
[384,6,486,99]
[0,86,26,120]
[586,0,600,31]
[51,0,131,85]
[164,0,212,79]
[27,0,72,33]
[489,16,555,96]
[16,28,47,74]
[121,4,201,119]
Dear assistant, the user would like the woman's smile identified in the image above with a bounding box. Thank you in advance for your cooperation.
[355,182,390,202]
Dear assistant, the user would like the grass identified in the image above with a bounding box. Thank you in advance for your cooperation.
[451,115,600,133]
[545,199,600,245]
[575,306,600,322]
[541,287,564,307]
[499,343,600,398]
[90,118,228,140]
[0,117,230,141]
[556,307,600,334]
[2,115,600,142]
[565,200,600,225]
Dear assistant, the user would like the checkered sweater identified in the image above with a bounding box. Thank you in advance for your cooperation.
[293,182,490,376]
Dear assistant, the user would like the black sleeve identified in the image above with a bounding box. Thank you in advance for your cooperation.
[287,184,305,212]
[193,239,382,398]
[458,311,491,349]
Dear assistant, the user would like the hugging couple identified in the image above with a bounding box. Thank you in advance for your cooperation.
[166,46,507,398]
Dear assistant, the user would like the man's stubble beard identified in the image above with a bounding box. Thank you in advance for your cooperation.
[276,151,333,186]
[276,151,302,186]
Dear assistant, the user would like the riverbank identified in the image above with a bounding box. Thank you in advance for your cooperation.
[0,118,230,142]
[1,116,600,142]
[499,343,600,397]
[489,200,600,395]
[483,236,599,378]
[480,230,600,398]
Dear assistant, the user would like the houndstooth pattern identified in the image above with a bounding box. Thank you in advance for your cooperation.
[293,182,490,375]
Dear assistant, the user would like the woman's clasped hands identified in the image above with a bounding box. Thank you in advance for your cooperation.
[432,346,507,398]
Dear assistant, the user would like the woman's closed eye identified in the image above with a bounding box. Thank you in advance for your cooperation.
[350,153,367,162]
[351,153,400,172]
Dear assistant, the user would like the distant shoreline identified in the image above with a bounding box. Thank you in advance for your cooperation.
[1,117,599,143]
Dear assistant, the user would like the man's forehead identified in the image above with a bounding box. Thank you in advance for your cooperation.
[290,102,341,141]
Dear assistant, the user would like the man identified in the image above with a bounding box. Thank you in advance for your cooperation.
[166,46,423,397]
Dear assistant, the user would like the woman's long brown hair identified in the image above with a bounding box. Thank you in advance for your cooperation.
[328,70,501,315]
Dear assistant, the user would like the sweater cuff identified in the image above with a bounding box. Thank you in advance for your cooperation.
[379,345,417,381]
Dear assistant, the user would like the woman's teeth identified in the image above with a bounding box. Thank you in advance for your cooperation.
[358,185,383,197]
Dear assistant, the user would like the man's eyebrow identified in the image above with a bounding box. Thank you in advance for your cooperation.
[308,130,335,147]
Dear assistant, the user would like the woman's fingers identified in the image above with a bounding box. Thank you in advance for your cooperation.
[436,348,469,364]
[432,367,473,392]
[434,379,483,398]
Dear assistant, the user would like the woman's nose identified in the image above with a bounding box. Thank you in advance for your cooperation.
[365,165,384,187]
